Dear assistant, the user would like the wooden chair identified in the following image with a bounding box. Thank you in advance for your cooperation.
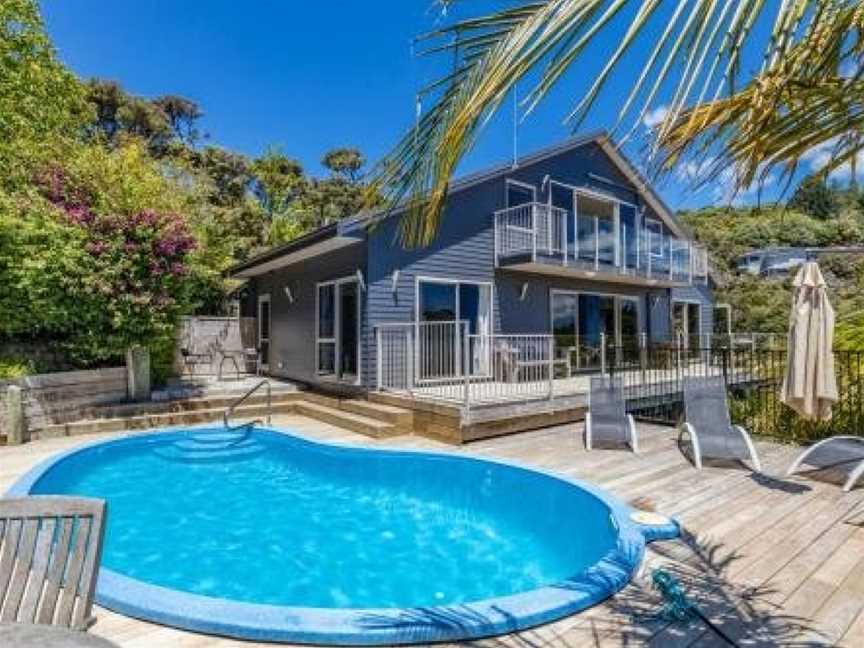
[0,497,107,630]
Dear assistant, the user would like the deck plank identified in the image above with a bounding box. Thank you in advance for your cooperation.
[1,415,862,647]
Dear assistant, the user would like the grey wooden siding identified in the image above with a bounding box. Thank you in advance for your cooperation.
[363,141,695,386]
[252,242,366,386]
[671,283,715,339]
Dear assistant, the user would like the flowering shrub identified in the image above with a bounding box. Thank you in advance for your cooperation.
[26,161,198,368]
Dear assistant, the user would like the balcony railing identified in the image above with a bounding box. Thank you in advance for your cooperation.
[493,202,708,284]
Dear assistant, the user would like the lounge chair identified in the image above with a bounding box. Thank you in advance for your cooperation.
[0,496,106,630]
[585,376,639,452]
[680,376,761,471]
[786,436,864,492]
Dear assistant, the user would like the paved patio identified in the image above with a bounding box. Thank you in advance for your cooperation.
[2,416,863,647]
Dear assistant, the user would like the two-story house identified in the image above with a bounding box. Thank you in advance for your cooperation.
[229,131,712,417]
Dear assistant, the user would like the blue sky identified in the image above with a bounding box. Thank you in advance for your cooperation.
[40,1,835,211]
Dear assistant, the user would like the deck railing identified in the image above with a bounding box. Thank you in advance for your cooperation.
[493,202,709,284]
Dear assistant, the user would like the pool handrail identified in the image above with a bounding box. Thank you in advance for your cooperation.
[223,379,271,429]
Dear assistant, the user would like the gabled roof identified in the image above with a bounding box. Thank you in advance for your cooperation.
[228,131,688,277]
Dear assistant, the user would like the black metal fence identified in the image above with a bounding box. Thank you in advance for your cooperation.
[605,341,864,443]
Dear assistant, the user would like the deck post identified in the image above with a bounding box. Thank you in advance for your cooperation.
[463,322,471,413]
[531,205,537,262]
[547,336,554,400]
[600,332,607,376]
[5,385,25,445]
[375,327,383,391]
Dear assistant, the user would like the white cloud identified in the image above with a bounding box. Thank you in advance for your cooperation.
[642,105,670,129]
[801,136,864,182]
[673,157,775,205]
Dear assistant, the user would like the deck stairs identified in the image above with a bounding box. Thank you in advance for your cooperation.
[33,389,414,441]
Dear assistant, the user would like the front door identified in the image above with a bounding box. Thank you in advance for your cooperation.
[258,294,271,372]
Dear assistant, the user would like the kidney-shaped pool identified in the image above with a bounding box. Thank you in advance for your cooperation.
[9,426,677,644]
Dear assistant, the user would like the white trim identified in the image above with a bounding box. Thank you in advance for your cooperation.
[505,179,537,207]
[257,294,271,372]
[315,275,362,385]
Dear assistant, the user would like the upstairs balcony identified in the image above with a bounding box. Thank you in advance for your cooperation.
[493,202,708,287]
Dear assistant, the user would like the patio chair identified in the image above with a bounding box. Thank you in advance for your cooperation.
[585,376,639,452]
[680,376,761,471]
[786,436,864,492]
[0,496,106,630]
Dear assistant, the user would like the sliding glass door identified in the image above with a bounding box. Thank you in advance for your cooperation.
[316,278,360,383]
[551,291,641,371]
[417,279,492,380]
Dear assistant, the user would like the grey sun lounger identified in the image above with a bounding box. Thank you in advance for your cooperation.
[585,376,639,452]
[0,496,106,630]
[787,436,864,492]
[680,376,761,471]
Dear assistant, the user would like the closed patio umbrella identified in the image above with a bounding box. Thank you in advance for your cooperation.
[780,261,838,421]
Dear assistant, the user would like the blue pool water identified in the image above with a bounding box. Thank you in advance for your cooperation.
[31,427,614,608]
[14,426,677,643]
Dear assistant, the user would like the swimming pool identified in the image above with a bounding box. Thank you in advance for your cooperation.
[9,426,678,644]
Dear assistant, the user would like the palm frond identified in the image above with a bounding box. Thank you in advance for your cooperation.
[368,0,863,247]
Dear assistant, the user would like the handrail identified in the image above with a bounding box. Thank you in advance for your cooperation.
[223,379,271,429]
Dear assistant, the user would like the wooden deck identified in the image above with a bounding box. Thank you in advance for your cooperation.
[2,415,863,647]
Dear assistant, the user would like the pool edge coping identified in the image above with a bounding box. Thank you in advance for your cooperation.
[7,424,680,645]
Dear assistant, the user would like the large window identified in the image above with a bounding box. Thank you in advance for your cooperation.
[418,279,492,335]
[551,290,641,370]
[417,279,492,380]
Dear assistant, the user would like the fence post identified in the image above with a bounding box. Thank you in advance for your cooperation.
[463,322,471,413]
[600,332,607,376]
[547,336,554,400]
[639,333,648,384]
[126,345,151,402]
[407,328,415,395]
[6,385,25,445]
[721,347,729,384]
[375,327,383,391]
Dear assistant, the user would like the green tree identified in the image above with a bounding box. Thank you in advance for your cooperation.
[153,95,204,146]
[788,176,838,220]
[322,148,365,183]
[251,149,304,216]
[0,0,88,184]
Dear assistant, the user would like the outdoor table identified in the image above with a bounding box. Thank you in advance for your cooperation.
[0,623,122,648]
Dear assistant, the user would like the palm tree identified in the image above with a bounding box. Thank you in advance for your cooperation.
[368,0,864,247]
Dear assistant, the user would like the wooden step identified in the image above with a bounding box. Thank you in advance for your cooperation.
[339,400,413,431]
[292,401,398,439]
[35,401,296,440]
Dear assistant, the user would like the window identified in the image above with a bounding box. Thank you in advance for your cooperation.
[672,300,702,347]
[713,304,732,336]
[506,180,536,208]
[317,284,336,375]
[418,279,492,335]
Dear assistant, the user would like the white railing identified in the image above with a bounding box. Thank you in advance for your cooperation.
[375,325,785,411]
[494,203,709,284]
[494,203,568,263]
